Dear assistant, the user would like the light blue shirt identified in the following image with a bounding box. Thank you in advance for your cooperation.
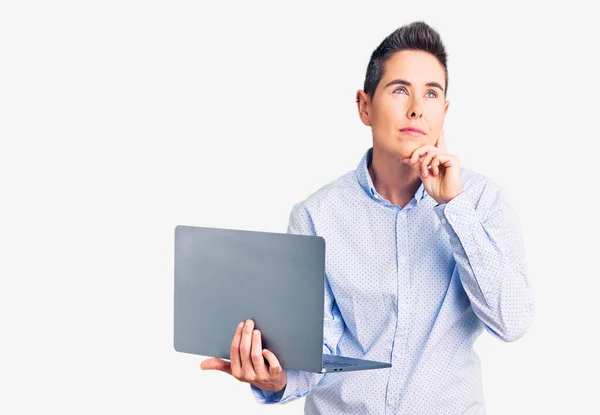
[251,147,534,414]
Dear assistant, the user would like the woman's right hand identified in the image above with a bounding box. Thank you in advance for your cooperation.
[200,319,287,393]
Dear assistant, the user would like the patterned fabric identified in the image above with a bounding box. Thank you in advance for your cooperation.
[251,146,533,414]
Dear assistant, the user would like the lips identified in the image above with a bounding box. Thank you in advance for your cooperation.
[400,127,426,136]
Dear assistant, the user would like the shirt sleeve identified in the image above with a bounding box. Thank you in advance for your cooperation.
[433,176,534,342]
[250,202,345,404]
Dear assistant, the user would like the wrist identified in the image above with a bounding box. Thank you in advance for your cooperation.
[436,190,463,205]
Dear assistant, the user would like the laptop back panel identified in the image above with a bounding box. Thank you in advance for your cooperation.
[174,225,326,373]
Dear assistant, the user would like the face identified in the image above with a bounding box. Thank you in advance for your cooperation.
[357,50,450,159]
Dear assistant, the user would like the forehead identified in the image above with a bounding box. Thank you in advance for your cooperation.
[380,50,445,86]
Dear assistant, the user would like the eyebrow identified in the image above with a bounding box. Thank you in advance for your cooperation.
[384,78,445,92]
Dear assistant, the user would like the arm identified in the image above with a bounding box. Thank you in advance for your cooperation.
[251,203,345,403]
[433,177,534,342]
[403,131,533,343]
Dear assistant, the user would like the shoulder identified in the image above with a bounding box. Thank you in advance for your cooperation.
[461,166,493,195]
[457,166,516,218]
[287,170,358,223]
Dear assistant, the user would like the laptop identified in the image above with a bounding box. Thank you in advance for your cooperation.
[173,224,392,374]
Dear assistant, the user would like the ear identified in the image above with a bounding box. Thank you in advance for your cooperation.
[356,90,372,127]
[444,99,450,116]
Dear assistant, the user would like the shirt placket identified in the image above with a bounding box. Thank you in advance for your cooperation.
[386,206,411,413]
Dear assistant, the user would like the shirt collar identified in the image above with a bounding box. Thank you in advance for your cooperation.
[356,146,427,204]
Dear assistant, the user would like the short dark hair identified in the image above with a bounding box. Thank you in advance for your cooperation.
[362,21,448,100]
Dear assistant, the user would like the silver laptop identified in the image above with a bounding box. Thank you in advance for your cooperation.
[173,224,391,374]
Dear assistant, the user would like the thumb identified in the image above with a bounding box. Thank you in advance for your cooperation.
[435,128,447,152]
[200,358,231,374]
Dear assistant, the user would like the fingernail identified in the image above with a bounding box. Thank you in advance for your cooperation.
[254,330,260,335]
[239,322,244,328]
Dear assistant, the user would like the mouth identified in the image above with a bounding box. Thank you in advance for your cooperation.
[399,127,426,136]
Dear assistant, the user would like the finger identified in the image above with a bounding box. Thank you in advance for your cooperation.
[409,145,437,164]
[420,149,439,168]
[420,150,440,177]
[420,153,434,178]
[439,152,456,166]
[435,129,447,152]
[402,155,425,179]
[230,321,244,377]
[262,349,283,378]
[240,319,256,378]
[431,152,457,171]
[200,357,232,375]
[432,154,441,176]
[251,329,268,379]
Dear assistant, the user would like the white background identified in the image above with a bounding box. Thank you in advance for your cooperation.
[1,1,598,414]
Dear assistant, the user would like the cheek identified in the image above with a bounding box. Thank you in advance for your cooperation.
[425,105,445,127]
[423,105,445,142]
[373,100,406,128]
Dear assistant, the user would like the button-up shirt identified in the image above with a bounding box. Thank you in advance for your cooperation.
[251,146,534,414]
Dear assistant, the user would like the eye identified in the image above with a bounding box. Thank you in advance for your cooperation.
[393,87,408,95]
[426,90,438,98]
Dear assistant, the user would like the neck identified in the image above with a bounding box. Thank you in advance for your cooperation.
[368,146,422,208]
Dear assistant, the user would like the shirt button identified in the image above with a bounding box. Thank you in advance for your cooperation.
[441,218,447,225]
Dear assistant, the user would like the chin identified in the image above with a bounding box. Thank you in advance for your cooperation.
[396,143,422,159]
[378,143,413,160]
[375,138,423,159]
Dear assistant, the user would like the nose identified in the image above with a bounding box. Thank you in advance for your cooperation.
[406,98,423,119]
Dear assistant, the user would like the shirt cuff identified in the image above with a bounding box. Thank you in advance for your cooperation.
[433,191,477,238]
[251,384,286,403]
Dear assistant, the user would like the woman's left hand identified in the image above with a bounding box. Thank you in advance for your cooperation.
[402,129,463,205]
